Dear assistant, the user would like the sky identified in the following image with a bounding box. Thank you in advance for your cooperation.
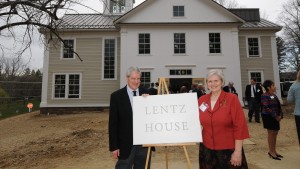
[8,0,287,70]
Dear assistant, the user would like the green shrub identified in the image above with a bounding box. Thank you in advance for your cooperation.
[0,87,9,97]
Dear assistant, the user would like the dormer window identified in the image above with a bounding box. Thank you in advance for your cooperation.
[113,6,118,13]
[173,6,184,17]
[121,6,125,13]
[112,0,125,14]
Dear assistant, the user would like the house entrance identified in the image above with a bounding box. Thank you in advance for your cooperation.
[169,78,192,93]
[164,78,205,93]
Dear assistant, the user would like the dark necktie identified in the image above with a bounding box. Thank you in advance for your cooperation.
[133,91,137,96]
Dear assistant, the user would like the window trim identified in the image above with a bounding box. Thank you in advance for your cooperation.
[208,33,222,54]
[138,33,151,55]
[173,33,186,54]
[52,73,82,99]
[102,37,117,80]
[140,71,151,88]
[61,38,76,60]
[173,5,185,17]
[248,70,264,84]
[246,36,262,58]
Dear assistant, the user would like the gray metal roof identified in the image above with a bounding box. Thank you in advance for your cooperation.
[57,14,121,29]
[57,13,281,31]
[240,18,282,30]
[229,8,260,22]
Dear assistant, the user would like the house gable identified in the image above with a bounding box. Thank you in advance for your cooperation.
[115,0,244,24]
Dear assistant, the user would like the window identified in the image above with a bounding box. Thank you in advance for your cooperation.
[113,6,117,13]
[250,72,262,84]
[121,6,125,13]
[174,33,186,54]
[209,33,221,53]
[54,75,66,98]
[170,69,192,75]
[103,39,116,79]
[139,33,150,54]
[173,6,184,17]
[248,37,260,57]
[54,74,80,99]
[68,74,80,98]
[62,39,74,58]
[112,0,125,13]
[141,72,151,87]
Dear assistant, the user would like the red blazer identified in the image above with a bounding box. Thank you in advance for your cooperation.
[198,91,249,150]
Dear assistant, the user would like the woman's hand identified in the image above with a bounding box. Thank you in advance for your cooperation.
[230,150,242,166]
[276,116,282,122]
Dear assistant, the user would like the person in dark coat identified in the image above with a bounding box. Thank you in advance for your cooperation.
[148,82,158,95]
[245,78,263,123]
[109,66,151,169]
[223,81,237,95]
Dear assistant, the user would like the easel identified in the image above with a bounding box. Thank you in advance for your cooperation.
[143,77,195,169]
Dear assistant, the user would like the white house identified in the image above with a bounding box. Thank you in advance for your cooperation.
[40,0,281,114]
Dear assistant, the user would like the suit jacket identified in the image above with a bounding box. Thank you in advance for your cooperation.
[148,87,158,95]
[223,86,237,95]
[109,86,148,159]
[245,84,263,102]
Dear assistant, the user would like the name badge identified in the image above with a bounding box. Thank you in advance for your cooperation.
[257,89,260,92]
[270,96,274,99]
[199,102,208,112]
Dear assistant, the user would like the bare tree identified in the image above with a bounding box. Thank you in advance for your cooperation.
[0,0,131,63]
[278,0,300,72]
[213,0,240,8]
[1,56,26,80]
[276,36,288,73]
[0,0,106,62]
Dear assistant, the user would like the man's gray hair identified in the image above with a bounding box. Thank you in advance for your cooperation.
[206,69,225,85]
[126,66,141,77]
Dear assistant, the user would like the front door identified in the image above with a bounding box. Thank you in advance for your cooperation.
[169,78,192,93]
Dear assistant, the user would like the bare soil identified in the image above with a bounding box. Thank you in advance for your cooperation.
[0,106,299,169]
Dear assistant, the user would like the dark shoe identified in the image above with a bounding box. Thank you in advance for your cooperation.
[276,153,283,158]
[255,121,261,123]
[268,152,281,160]
[249,118,252,122]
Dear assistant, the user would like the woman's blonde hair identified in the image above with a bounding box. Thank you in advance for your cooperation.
[206,69,225,85]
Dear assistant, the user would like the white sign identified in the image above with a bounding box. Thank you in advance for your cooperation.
[133,93,202,145]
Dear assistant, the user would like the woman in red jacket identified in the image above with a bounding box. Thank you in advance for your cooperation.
[198,69,250,169]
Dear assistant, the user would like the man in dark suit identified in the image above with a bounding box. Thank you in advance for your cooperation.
[109,66,150,169]
[148,82,158,95]
[245,78,263,123]
[223,81,237,95]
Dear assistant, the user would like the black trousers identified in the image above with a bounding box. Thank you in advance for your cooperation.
[248,98,261,122]
[115,145,151,169]
[295,115,300,145]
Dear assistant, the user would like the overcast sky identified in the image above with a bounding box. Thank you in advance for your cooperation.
[11,0,287,70]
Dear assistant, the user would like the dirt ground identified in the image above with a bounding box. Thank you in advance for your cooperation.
[0,106,299,169]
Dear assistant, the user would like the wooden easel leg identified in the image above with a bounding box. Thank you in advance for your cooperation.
[144,147,151,169]
[183,146,192,169]
[165,146,168,169]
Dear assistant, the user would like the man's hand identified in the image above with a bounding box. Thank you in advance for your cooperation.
[112,149,120,159]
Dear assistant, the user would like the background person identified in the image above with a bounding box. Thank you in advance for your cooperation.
[223,81,238,95]
[287,70,300,146]
[198,69,249,169]
[245,78,263,123]
[261,80,283,160]
[148,82,158,95]
[109,66,151,169]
